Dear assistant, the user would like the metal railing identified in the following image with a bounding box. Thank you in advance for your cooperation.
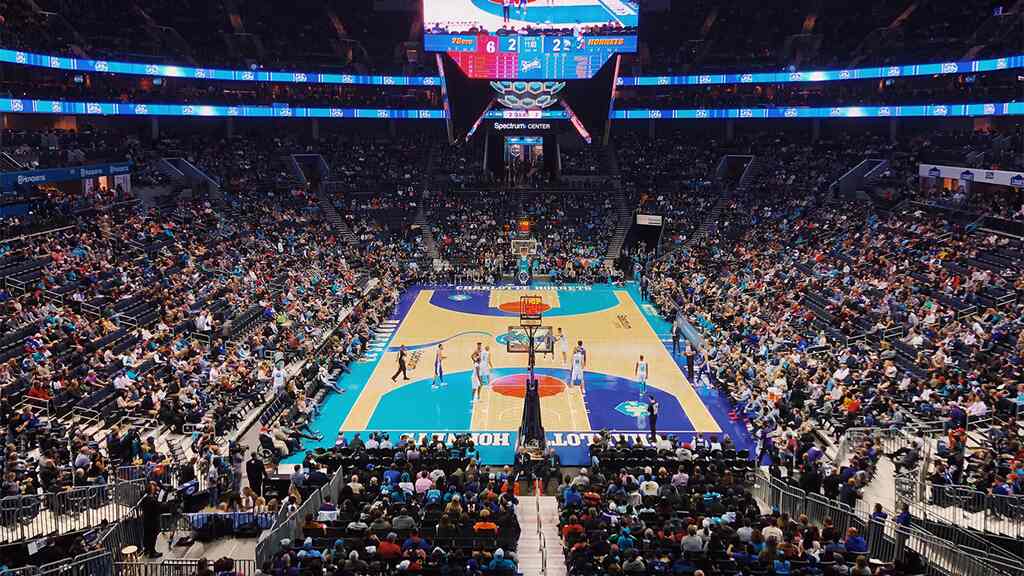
[534,479,547,576]
[905,482,1024,541]
[753,470,1023,576]
[3,550,113,576]
[254,464,348,566]
[833,426,920,468]
[115,559,261,576]
[0,478,146,545]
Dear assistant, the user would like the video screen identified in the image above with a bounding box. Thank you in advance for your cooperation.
[424,1,638,80]
[424,0,639,35]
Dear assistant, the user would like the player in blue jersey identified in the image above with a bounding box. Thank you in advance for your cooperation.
[432,343,447,389]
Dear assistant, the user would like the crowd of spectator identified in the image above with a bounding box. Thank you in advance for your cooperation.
[425,189,617,284]
[555,429,933,576]
[0,0,421,73]
[638,0,1015,74]
[0,133,429,560]
[266,437,522,575]
[631,131,1024,519]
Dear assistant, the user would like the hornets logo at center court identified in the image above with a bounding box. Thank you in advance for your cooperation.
[615,400,649,418]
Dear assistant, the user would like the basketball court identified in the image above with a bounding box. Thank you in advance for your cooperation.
[287,283,753,465]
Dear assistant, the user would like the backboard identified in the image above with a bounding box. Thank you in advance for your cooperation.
[506,326,554,354]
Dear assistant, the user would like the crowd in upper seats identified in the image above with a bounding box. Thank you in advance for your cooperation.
[639,0,1014,74]
[265,435,522,575]
[559,146,607,177]
[1,128,138,171]
[615,131,720,251]
[425,189,617,284]
[0,0,422,73]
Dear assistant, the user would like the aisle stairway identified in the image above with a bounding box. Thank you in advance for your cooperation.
[516,495,565,576]
[606,190,632,263]
[416,206,440,261]
[681,192,729,251]
[315,190,358,244]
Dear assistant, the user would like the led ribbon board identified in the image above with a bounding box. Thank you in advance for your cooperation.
[2,98,1020,121]
[2,46,1020,87]
[610,102,1024,119]
[0,48,440,86]
[0,98,446,119]
[618,54,1024,86]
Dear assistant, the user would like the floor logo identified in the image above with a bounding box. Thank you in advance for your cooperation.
[448,294,472,301]
[615,400,648,418]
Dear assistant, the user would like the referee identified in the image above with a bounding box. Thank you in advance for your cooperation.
[391,345,409,382]
[647,395,659,441]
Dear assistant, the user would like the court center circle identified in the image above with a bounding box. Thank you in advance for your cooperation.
[491,373,565,398]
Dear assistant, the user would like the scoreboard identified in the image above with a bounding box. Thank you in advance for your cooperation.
[425,34,636,80]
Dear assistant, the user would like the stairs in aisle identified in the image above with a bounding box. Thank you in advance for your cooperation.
[735,156,763,192]
[516,495,565,576]
[680,191,729,251]
[316,191,358,244]
[606,189,632,262]
[416,207,440,261]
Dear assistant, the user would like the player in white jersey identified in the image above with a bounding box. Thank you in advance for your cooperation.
[557,328,569,366]
[570,340,586,395]
[635,354,649,395]
[480,344,493,386]
[432,343,447,389]
[470,342,483,401]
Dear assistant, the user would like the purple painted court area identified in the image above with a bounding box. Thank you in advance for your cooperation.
[570,370,694,432]
[427,285,620,317]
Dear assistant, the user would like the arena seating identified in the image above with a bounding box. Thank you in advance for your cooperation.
[0,1,1022,572]
[261,438,522,575]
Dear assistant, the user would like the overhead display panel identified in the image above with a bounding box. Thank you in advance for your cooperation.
[424,0,638,79]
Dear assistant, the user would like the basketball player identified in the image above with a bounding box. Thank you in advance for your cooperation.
[570,340,586,395]
[502,0,511,23]
[557,328,569,366]
[543,328,555,360]
[480,344,493,386]
[471,343,483,401]
[432,343,447,390]
[635,354,648,396]
[518,0,527,17]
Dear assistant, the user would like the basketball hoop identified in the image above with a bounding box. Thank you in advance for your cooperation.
[519,295,543,328]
